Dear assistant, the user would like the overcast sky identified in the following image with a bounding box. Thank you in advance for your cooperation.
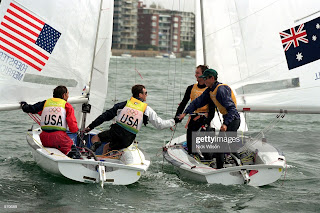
[141,0,196,12]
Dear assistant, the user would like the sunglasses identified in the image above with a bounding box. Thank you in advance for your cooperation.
[142,91,148,95]
[203,76,212,81]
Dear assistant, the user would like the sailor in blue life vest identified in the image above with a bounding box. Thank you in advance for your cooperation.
[177,69,241,169]
[85,84,175,154]
[20,85,80,158]
[174,65,215,155]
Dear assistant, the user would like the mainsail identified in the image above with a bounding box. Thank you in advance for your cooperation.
[197,0,320,114]
[0,0,114,126]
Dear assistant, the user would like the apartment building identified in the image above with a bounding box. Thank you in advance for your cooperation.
[113,0,139,49]
[113,1,195,53]
[137,3,189,53]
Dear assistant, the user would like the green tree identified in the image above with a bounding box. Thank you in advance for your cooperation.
[181,41,195,51]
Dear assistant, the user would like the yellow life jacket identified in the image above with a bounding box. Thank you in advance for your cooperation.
[116,97,148,134]
[40,98,67,131]
[209,84,237,115]
[190,84,209,113]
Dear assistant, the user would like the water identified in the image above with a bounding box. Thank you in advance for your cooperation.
[0,57,319,212]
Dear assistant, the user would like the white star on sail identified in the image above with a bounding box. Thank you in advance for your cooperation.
[317,23,320,29]
[312,35,317,41]
[296,52,303,61]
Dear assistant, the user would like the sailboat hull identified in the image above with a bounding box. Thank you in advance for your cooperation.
[163,134,286,186]
[26,128,150,185]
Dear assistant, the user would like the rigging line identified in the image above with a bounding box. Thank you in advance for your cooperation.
[260,114,285,136]
[171,60,177,116]
[27,113,40,125]
[165,58,171,116]
[134,57,137,84]
[113,56,118,104]
[249,113,285,145]
[231,0,246,96]
[27,132,67,158]
[179,54,183,101]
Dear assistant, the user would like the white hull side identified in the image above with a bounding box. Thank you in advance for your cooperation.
[27,128,150,185]
[164,134,285,186]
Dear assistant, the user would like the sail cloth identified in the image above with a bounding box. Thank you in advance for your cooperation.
[197,0,320,114]
[0,0,114,126]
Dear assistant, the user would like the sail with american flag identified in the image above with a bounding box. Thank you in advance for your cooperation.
[0,2,61,72]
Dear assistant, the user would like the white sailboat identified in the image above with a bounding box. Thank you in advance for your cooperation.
[164,0,320,186]
[0,0,150,186]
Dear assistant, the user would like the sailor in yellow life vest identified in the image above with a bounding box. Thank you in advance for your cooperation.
[20,86,80,158]
[177,69,241,169]
[85,84,175,154]
[174,65,215,155]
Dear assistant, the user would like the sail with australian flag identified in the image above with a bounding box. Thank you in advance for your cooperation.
[194,0,320,114]
[280,16,320,71]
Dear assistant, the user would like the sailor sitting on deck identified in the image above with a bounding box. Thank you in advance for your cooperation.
[20,85,80,159]
[85,84,175,154]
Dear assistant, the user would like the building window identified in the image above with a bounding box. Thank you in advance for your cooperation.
[151,40,156,45]
[152,15,157,20]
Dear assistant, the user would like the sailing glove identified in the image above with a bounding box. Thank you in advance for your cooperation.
[20,101,27,107]
[174,116,181,124]
[20,101,28,112]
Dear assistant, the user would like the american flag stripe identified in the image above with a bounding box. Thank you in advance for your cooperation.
[0,44,41,70]
[0,2,52,72]
[10,2,44,26]
[4,14,39,38]
[7,9,42,31]
[0,28,48,60]
[1,22,35,43]
[0,36,45,66]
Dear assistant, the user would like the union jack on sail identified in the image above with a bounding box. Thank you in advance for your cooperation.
[280,24,308,51]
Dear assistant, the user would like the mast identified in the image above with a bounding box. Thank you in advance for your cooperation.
[80,0,103,130]
[200,0,206,65]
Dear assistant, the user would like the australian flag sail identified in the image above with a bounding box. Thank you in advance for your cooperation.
[0,2,61,72]
[280,16,320,70]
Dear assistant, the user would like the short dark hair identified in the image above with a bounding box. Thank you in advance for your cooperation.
[132,84,145,98]
[53,85,68,99]
[197,65,209,74]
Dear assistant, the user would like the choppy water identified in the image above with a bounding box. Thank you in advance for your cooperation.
[0,57,319,212]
